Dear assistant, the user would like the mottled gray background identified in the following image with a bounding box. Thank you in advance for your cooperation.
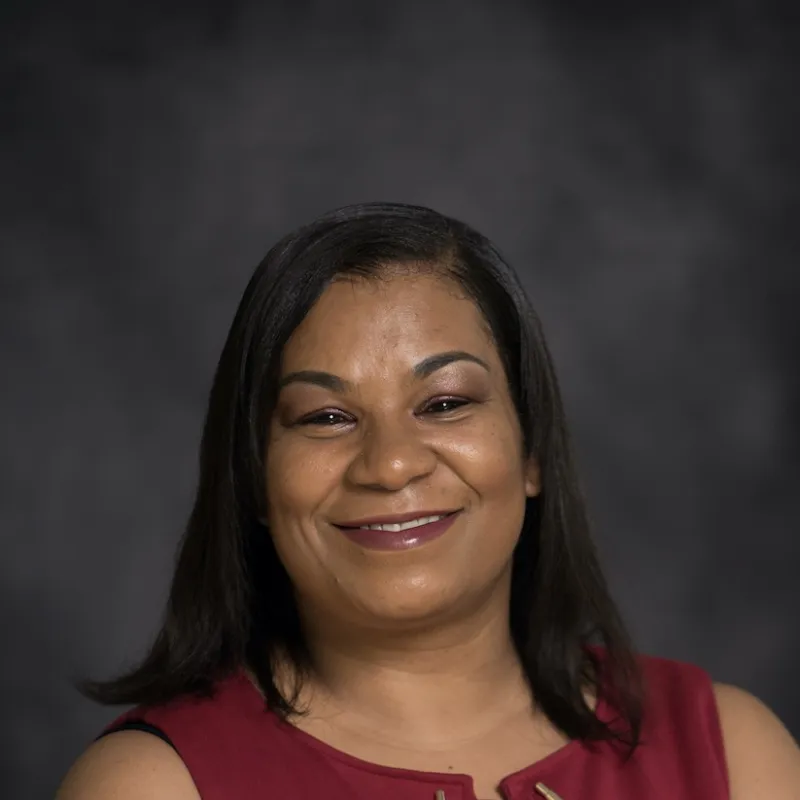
[2,1,798,797]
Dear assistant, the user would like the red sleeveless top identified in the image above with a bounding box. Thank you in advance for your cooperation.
[100,654,729,799]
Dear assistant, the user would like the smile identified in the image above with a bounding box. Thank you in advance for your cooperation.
[354,515,448,532]
[333,511,461,551]
[334,509,459,530]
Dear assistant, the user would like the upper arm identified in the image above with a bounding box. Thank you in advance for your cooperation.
[714,682,800,800]
[55,730,201,800]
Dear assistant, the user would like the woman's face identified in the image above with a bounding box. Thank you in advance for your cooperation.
[265,272,539,633]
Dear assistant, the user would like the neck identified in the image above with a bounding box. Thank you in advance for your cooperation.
[290,585,533,746]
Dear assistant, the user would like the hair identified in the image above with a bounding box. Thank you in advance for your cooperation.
[77,202,643,751]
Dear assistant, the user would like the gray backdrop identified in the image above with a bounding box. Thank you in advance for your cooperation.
[2,2,798,798]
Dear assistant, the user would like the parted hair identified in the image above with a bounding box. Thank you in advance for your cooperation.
[78,202,643,751]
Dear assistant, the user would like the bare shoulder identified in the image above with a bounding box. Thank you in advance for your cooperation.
[713,682,800,800]
[56,730,200,800]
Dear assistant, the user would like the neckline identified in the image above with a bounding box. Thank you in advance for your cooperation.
[230,668,608,792]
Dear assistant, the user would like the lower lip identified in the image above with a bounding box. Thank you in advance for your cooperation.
[336,513,460,551]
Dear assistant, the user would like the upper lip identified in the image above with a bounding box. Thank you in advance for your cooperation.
[333,509,459,528]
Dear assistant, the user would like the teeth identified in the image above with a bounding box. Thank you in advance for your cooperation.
[363,515,446,532]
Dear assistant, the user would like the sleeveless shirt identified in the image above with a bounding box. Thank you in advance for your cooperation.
[99,653,730,799]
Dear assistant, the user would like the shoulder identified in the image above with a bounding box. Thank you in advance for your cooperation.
[630,655,799,796]
[635,651,708,686]
[713,682,800,800]
[632,651,720,717]
[56,730,200,799]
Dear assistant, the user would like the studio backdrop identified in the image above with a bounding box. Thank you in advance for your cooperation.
[2,2,798,799]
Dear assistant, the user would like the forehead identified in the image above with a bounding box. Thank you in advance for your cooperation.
[281,273,496,371]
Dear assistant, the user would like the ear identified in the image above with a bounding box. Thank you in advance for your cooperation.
[524,458,541,498]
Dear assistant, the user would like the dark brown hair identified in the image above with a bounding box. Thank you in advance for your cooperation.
[77,202,643,751]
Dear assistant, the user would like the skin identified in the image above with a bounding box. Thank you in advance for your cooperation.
[265,272,539,650]
[56,271,800,799]
[264,273,549,798]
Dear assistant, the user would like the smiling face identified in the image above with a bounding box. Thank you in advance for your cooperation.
[265,270,540,635]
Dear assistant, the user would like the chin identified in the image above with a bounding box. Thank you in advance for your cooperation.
[346,577,477,629]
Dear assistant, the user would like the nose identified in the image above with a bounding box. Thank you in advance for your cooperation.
[345,416,437,491]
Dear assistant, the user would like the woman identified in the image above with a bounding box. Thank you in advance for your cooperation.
[57,203,798,800]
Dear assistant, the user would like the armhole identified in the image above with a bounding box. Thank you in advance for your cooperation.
[97,720,178,752]
[708,683,733,798]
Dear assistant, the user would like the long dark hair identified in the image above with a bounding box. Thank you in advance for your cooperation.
[78,202,643,749]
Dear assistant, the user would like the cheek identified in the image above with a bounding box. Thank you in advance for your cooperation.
[443,415,527,494]
[263,443,332,581]
[265,434,345,522]
[265,435,332,509]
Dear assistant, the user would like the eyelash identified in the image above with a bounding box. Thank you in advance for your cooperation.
[297,397,471,427]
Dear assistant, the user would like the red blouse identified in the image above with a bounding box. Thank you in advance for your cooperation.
[101,653,730,799]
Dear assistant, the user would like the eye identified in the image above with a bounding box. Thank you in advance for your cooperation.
[297,410,352,427]
[421,397,470,415]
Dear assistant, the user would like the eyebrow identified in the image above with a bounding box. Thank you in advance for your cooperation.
[278,350,490,393]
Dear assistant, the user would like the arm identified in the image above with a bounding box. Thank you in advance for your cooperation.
[56,730,201,800]
[714,683,800,799]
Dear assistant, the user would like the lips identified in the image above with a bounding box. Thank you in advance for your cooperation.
[333,510,461,551]
[333,510,459,529]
